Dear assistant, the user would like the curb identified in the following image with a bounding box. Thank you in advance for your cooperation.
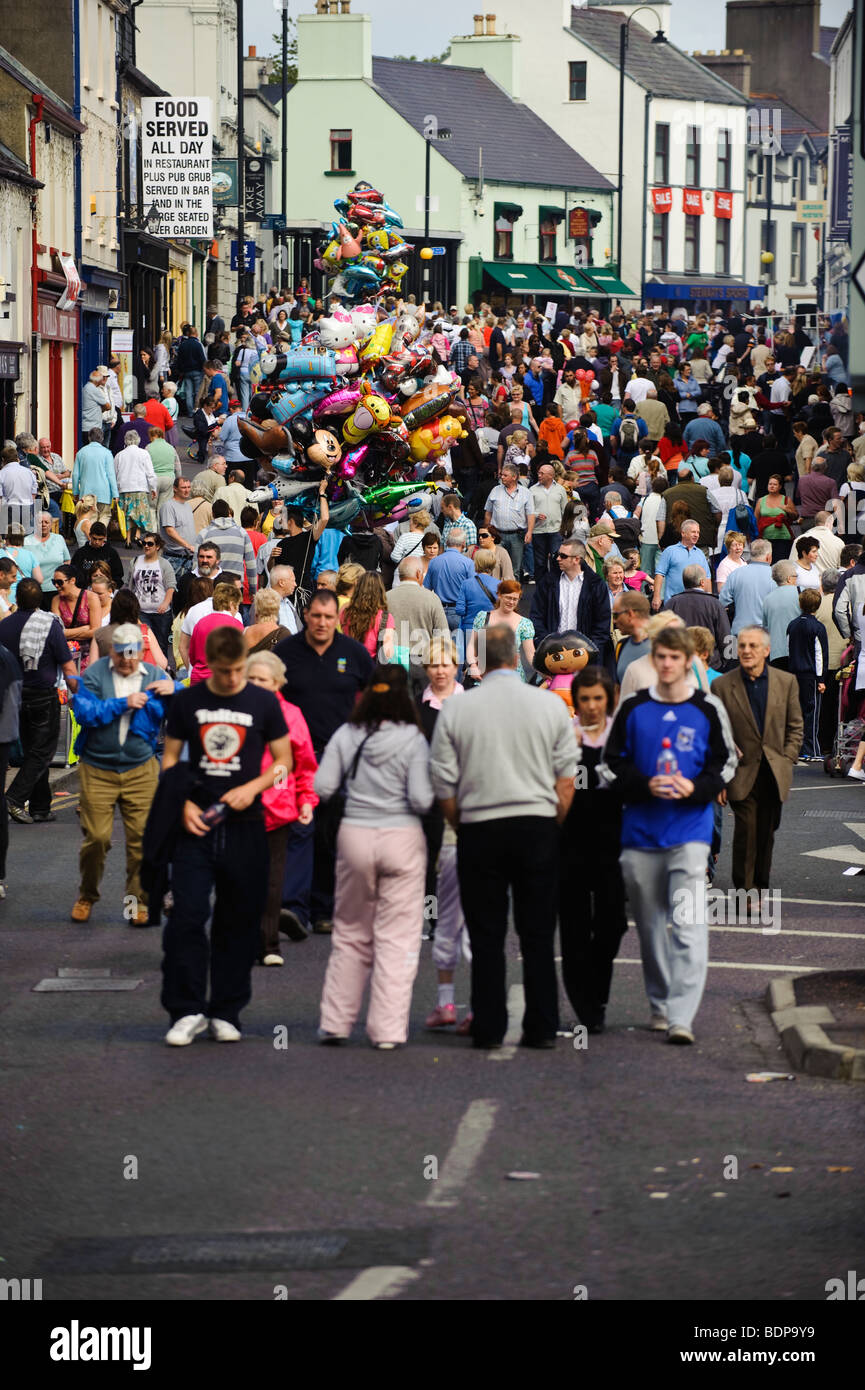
[765,976,865,1082]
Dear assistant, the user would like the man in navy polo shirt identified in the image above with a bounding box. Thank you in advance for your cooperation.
[274,588,373,934]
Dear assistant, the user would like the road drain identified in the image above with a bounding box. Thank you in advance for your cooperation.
[44,1228,432,1274]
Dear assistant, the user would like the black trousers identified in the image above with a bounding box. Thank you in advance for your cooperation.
[730,757,783,891]
[161,819,269,1026]
[456,815,560,1045]
[819,669,839,753]
[558,829,628,1027]
[7,687,60,818]
[311,793,342,924]
[0,742,9,878]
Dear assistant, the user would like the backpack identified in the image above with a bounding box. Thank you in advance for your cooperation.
[619,418,640,451]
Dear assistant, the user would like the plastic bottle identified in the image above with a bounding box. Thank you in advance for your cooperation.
[656,737,678,777]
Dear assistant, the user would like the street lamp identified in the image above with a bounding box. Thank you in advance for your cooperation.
[617,8,667,282]
[423,123,451,306]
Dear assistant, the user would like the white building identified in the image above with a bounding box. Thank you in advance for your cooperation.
[486,0,753,312]
[824,11,853,317]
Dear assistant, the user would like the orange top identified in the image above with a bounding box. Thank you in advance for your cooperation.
[538,416,567,459]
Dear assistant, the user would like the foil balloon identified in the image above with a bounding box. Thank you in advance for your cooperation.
[408,414,467,462]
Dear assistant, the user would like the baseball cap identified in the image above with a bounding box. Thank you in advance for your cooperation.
[112,623,144,657]
[697,403,713,416]
[589,522,620,538]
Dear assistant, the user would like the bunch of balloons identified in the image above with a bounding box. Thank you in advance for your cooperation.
[238,181,469,530]
[574,368,595,399]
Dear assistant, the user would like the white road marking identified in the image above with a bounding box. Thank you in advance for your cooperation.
[703,926,865,940]
[615,958,821,974]
[790,784,865,792]
[424,1098,499,1209]
[776,896,865,909]
[488,983,524,1062]
[803,822,865,867]
[333,1266,421,1301]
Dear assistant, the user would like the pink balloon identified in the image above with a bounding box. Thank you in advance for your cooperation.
[585,370,594,380]
[575,369,585,380]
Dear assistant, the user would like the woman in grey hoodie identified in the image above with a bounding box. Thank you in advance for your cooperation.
[315,664,434,1048]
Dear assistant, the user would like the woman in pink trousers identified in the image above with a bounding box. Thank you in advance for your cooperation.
[315,664,433,1049]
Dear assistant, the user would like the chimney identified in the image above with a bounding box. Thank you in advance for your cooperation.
[694,48,752,97]
[340,0,351,11]
[248,45,256,58]
[474,14,484,34]
[485,13,496,34]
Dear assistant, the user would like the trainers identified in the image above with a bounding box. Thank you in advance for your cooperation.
[666,1025,695,1045]
[71,899,93,923]
[455,1012,474,1037]
[210,1018,241,1043]
[278,909,308,942]
[318,1029,348,1045]
[372,1041,398,1050]
[648,1013,669,1031]
[165,1013,208,1046]
[0,882,6,900]
[31,812,57,823]
[262,953,284,967]
[848,767,865,781]
[425,1003,457,1030]
[7,802,32,825]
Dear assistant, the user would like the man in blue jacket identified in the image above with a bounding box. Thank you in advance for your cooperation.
[530,539,613,672]
[71,429,118,522]
[70,624,177,925]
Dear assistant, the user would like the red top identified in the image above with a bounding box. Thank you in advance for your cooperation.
[189,611,243,684]
[143,397,175,436]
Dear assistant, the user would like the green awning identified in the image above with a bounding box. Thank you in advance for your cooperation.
[540,265,599,295]
[483,262,562,296]
[580,268,638,297]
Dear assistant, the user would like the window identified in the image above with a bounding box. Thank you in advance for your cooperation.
[716,130,732,191]
[790,224,806,283]
[715,217,730,275]
[539,218,556,262]
[752,153,765,201]
[792,155,806,201]
[651,213,668,271]
[495,215,513,259]
[330,129,352,172]
[760,220,777,283]
[569,61,587,101]
[685,126,701,187]
[684,214,700,272]
[654,123,670,184]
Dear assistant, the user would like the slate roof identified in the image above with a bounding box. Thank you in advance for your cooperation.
[818,25,838,64]
[369,57,613,190]
[568,5,748,104]
[0,140,42,190]
[748,93,823,153]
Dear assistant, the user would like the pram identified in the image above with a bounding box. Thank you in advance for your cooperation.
[823,642,864,776]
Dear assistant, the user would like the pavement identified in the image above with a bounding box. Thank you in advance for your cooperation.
[1,759,863,1302]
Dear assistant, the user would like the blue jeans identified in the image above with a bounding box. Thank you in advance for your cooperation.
[182,371,203,416]
[531,531,561,577]
[498,530,525,579]
[239,377,252,411]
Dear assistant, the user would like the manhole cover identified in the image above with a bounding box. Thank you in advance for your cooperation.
[44,1228,432,1274]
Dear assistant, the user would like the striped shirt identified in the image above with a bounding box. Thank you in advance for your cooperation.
[485,483,534,533]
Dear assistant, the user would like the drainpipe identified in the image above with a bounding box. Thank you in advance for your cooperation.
[72,0,82,445]
[29,94,44,435]
[640,91,651,309]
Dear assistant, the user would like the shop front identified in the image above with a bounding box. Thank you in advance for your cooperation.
[476,261,637,316]
[0,343,22,441]
[36,292,79,461]
[122,231,168,356]
[642,275,762,315]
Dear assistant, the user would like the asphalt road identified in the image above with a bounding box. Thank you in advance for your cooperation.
[0,760,863,1305]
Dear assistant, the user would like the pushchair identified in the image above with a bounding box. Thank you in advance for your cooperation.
[823,642,864,776]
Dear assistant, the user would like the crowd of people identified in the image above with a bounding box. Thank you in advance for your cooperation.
[0,291,861,1053]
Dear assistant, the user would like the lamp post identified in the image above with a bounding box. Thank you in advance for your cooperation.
[422,121,451,307]
[236,0,246,307]
[617,8,666,283]
[279,0,288,291]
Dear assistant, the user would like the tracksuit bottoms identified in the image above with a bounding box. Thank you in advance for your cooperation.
[620,841,709,1031]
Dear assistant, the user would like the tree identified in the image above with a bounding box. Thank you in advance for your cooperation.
[268,20,298,86]
[390,48,451,64]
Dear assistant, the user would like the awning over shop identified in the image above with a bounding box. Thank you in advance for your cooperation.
[643,276,761,301]
[581,268,637,298]
[483,262,562,296]
[540,265,601,296]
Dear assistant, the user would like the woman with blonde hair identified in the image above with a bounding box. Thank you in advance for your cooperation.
[188,581,243,684]
[390,509,432,570]
[73,496,98,549]
[338,570,396,660]
[160,380,180,447]
[618,612,710,701]
[335,561,364,612]
[244,586,293,654]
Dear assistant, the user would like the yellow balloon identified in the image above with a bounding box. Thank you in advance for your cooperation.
[419,247,433,261]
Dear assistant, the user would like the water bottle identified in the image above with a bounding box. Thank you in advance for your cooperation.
[656,737,678,777]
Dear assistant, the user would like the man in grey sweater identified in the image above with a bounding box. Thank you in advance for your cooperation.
[386,557,450,695]
[430,625,577,1049]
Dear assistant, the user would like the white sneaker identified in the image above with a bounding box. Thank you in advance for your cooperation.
[648,1014,669,1031]
[666,1025,695,1045]
[165,1013,208,1047]
[262,953,284,967]
[373,1041,398,1050]
[847,767,865,781]
[0,882,7,899]
[210,1018,241,1043]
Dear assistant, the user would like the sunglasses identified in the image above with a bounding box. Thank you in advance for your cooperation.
[477,532,490,539]
[143,540,157,548]
[53,576,68,586]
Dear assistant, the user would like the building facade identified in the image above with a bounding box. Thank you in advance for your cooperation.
[824,12,854,318]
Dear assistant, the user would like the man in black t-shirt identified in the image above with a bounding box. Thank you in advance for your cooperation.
[271,496,329,602]
[160,623,292,1046]
[273,588,373,934]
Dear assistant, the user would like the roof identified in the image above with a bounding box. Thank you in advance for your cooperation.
[568,6,748,105]
[748,93,823,153]
[818,25,838,64]
[0,140,42,190]
[369,56,612,190]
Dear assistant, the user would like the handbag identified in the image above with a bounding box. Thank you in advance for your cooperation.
[330,730,376,833]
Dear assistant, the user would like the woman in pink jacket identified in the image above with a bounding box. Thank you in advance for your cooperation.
[247,650,318,966]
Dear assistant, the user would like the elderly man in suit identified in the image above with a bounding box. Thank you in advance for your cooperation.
[712,626,803,898]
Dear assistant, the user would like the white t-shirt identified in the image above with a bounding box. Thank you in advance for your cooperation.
[181,597,215,636]
[795,564,821,591]
[624,377,651,405]
[770,377,792,413]
[112,666,145,746]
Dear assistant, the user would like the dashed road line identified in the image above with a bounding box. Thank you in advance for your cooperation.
[424,1098,499,1208]
[488,983,524,1062]
[332,1266,421,1301]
